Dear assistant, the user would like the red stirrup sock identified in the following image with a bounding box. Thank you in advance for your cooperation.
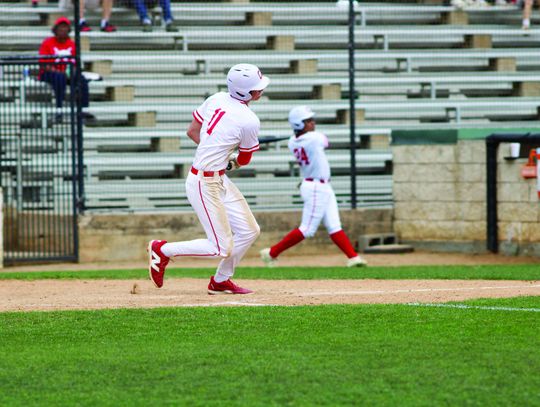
[269,228,305,258]
[330,230,357,259]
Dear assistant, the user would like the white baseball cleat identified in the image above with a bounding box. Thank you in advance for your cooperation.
[260,248,277,268]
[347,255,367,268]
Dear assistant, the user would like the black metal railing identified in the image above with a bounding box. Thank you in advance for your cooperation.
[0,57,81,264]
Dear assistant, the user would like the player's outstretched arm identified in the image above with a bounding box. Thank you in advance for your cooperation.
[186,118,202,145]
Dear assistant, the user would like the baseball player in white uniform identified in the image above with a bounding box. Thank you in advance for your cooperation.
[148,64,270,294]
[260,106,367,268]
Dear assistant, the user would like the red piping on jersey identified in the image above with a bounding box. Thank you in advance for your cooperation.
[198,180,221,256]
[193,110,204,124]
[239,143,259,153]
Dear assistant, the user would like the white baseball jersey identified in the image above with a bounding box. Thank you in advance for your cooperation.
[288,131,330,181]
[192,92,260,171]
[288,130,341,237]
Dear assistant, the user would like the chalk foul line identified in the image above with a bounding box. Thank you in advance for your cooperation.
[406,303,540,313]
[295,284,540,297]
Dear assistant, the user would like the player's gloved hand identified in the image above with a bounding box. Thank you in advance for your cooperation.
[226,155,241,171]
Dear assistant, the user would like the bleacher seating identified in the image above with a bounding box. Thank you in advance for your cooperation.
[3,1,540,212]
[84,175,394,211]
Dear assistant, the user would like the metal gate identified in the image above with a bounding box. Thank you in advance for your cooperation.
[0,57,80,265]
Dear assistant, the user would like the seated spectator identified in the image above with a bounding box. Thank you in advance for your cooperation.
[58,0,117,32]
[38,17,96,123]
[132,0,177,32]
[522,0,539,29]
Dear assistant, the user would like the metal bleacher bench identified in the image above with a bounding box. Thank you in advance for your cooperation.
[0,2,522,27]
[170,3,521,27]
[82,149,392,181]
[83,175,393,212]
[81,97,540,125]
[82,126,392,152]
[93,72,540,100]
[81,49,540,76]
[14,96,540,128]
[343,26,540,52]
[1,3,350,25]
[3,25,539,52]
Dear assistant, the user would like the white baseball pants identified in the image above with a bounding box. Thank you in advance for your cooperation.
[161,171,260,279]
[299,180,342,238]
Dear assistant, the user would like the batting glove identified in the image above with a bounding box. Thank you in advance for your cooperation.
[226,155,241,171]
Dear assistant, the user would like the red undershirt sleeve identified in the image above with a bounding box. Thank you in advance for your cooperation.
[237,151,253,166]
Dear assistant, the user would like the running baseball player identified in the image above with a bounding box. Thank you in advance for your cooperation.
[260,106,367,268]
[147,63,270,294]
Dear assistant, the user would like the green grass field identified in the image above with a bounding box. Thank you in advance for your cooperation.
[0,264,539,406]
[1,263,540,281]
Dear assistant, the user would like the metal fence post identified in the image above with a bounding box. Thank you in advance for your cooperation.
[348,0,357,209]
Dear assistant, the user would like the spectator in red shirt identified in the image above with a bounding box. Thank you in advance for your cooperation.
[39,17,94,123]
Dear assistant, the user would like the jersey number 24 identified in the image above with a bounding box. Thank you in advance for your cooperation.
[293,147,310,166]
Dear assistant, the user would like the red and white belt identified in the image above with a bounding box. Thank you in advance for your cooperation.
[191,166,226,177]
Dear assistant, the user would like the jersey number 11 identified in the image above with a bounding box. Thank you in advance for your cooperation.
[207,108,226,135]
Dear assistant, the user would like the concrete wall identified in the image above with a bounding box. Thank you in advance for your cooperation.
[78,208,393,263]
[393,140,540,256]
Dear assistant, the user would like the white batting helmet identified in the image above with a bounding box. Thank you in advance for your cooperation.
[288,106,315,131]
[227,64,270,101]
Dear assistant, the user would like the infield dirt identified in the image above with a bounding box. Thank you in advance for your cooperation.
[1,251,539,312]
[1,278,539,312]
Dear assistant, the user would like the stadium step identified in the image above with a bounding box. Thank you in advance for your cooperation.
[357,233,414,254]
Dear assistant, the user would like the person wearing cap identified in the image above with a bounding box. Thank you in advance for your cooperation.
[146,64,270,295]
[38,17,94,123]
[260,106,368,268]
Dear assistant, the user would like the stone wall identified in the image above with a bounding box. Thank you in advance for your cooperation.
[78,208,393,263]
[393,139,540,256]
